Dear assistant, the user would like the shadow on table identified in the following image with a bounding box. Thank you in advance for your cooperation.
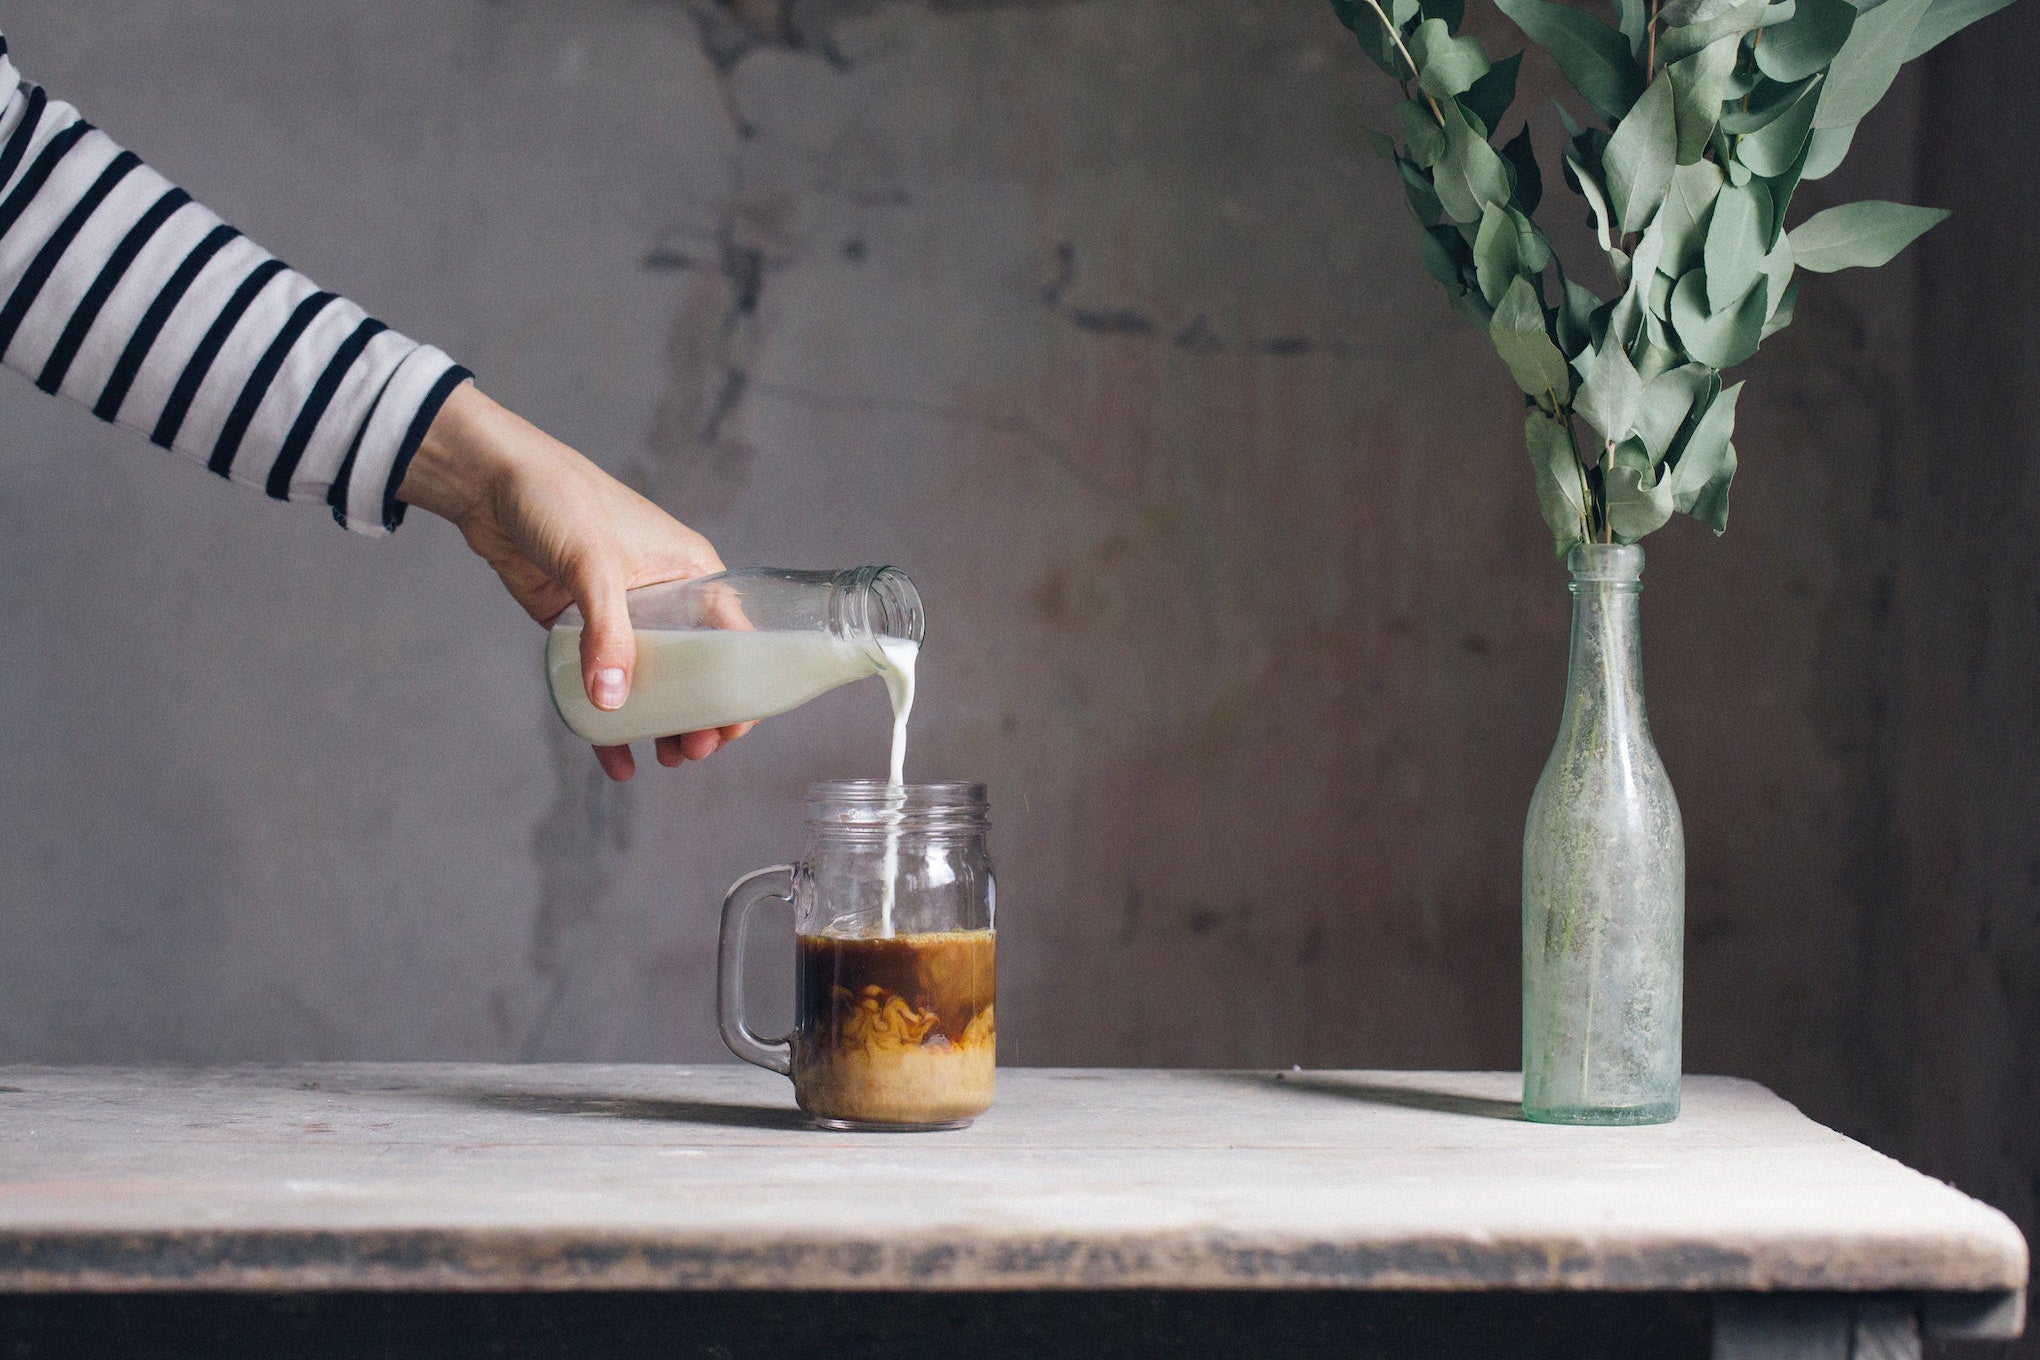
[438,1089,810,1132]
[1207,1072,1526,1122]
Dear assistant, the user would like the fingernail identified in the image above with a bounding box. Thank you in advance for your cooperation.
[592,668,627,710]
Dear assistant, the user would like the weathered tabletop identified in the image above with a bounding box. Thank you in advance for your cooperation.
[0,1065,2023,1319]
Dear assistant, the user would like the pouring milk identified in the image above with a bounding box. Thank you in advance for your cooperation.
[544,566,925,936]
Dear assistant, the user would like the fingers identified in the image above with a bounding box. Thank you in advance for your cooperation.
[571,561,635,713]
[594,744,635,782]
[719,720,756,743]
[653,729,728,767]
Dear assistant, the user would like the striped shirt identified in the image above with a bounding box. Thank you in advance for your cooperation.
[0,31,471,536]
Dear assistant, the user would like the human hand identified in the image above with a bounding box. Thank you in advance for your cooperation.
[399,382,753,781]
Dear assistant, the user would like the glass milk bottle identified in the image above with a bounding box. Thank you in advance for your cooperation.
[546,566,923,746]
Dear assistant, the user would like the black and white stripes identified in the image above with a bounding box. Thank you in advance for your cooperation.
[0,33,470,535]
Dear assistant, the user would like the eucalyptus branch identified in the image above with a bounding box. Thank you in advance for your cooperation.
[1324,0,1985,554]
[1357,0,1447,126]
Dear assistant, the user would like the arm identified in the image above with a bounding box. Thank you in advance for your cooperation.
[0,32,732,778]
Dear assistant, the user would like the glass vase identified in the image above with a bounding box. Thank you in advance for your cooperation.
[1522,543,1684,1125]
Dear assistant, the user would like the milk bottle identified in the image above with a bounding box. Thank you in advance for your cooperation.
[545,566,923,747]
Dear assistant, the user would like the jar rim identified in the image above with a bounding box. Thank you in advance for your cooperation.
[806,780,989,834]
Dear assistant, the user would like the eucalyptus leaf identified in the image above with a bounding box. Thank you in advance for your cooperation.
[1761,274,1802,337]
[1462,51,1523,133]
[1667,380,1743,528]
[1719,74,1822,134]
[1422,0,1467,26]
[1501,123,1543,214]
[1420,222,1471,286]
[1410,19,1492,98]
[1801,123,1856,179]
[1633,364,1715,461]
[1660,0,1748,28]
[1755,0,1857,80]
[1669,269,1768,367]
[1345,0,1419,79]
[1398,155,1445,224]
[1658,0,1770,64]
[1434,102,1514,222]
[1788,200,1950,271]
[1367,128,1399,159]
[1474,203,1522,305]
[1491,275,1574,405]
[1604,439,1674,543]
[1605,73,1677,232]
[1704,184,1766,310]
[1392,0,1420,24]
[1907,0,2018,56]
[1576,337,1646,443]
[1567,148,1619,253]
[1645,267,1676,320]
[1494,0,1647,119]
[1399,101,1447,167]
[1736,73,1821,176]
[1657,161,1726,277]
[1558,272,1602,356]
[1815,0,1932,129]
[1668,36,1741,164]
[1524,410,1589,554]
[1616,0,1652,56]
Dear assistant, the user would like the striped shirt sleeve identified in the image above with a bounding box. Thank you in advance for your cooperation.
[0,34,472,536]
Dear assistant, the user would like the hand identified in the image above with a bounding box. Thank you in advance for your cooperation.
[398,382,754,781]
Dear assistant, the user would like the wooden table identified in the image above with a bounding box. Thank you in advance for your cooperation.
[0,1066,2024,1358]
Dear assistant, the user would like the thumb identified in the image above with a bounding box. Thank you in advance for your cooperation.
[571,562,635,712]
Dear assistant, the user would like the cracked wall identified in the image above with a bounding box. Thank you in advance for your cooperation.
[0,0,2019,1263]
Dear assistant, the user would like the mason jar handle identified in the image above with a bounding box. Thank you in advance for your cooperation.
[717,865,795,1076]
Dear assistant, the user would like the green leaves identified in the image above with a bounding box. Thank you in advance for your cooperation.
[1323,0,1978,555]
[1525,410,1589,554]
[1788,200,1949,271]
[1670,270,1768,368]
[1907,0,2019,57]
[1462,51,1522,133]
[1604,74,1676,231]
[1815,0,1933,128]
[1409,19,1491,97]
[1704,184,1767,310]
[1433,103,1513,222]
[1736,74,1822,176]
[1755,0,1856,82]
[1494,0,1645,119]
[1490,276,1573,406]
[1575,339,1645,444]
[1668,36,1741,164]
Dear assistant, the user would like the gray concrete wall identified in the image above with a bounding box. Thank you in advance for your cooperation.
[0,0,2026,1312]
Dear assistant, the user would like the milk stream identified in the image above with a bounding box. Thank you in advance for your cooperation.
[875,636,918,937]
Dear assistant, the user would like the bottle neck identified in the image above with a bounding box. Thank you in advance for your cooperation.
[1558,544,1650,744]
[830,565,925,668]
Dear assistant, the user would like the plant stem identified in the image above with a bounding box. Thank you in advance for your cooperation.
[1359,0,1448,126]
[1646,0,1660,80]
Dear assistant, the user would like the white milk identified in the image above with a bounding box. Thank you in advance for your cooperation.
[875,636,918,936]
[548,627,880,747]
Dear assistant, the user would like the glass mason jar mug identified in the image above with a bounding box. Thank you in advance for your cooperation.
[546,566,924,746]
[719,781,996,1131]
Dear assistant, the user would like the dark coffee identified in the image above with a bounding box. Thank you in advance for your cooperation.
[792,930,995,1128]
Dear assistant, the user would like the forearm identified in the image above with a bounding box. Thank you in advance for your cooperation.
[0,33,468,535]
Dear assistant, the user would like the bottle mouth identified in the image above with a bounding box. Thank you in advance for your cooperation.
[832,566,925,665]
[807,779,987,837]
[1567,542,1645,584]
